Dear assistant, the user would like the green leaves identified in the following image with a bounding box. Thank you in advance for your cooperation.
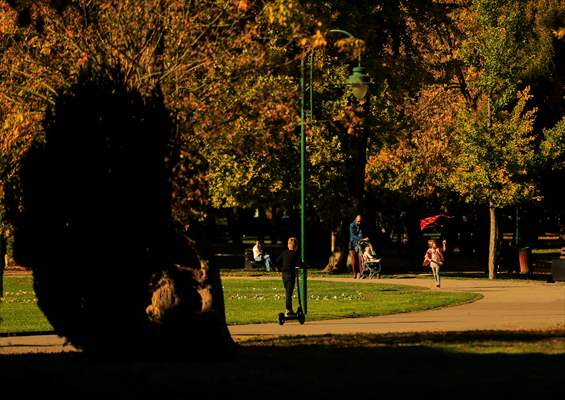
[451,88,539,207]
[540,116,565,171]
[1,0,563,241]
[462,0,528,112]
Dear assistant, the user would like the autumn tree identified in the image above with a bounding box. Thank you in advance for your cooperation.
[366,0,564,276]
[313,1,476,270]
[2,0,374,356]
[448,0,565,279]
[0,0,284,357]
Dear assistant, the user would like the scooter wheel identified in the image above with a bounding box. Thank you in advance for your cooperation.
[278,313,285,325]
[297,310,305,325]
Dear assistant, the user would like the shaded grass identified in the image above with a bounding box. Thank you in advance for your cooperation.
[0,330,563,397]
[242,330,565,354]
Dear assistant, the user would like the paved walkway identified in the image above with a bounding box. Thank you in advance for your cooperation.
[1,275,564,354]
[230,276,565,337]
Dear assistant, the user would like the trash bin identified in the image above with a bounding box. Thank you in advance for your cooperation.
[518,247,532,274]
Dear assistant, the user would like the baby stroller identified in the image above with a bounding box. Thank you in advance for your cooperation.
[358,238,382,279]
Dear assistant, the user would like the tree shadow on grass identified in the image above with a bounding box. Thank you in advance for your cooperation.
[0,331,563,396]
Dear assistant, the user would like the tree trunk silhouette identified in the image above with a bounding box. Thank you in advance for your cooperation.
[323,218,349,273]
[7,66,234,359]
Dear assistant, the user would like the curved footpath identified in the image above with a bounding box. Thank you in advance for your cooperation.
[1,275,564,354]
[229,276,565,337]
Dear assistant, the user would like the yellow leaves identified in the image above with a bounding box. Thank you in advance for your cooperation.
[506,87,537,142]
[269,180,283,193]
[15,112,24,125]
[299,30,327,51]
[66,27,75,38]
[77,52,89,67]
[553,27,565,40]
[100,2,113,12]
[236,0,249,11]
[0,111,42,157]
[40,45,51,57]
[1,112,25,147]
[336,104,364,137]
[263,0,299,26]
[0,2,17,35]
[334,37,364,62]
[311,30,327,48]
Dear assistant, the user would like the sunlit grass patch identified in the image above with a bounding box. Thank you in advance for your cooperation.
[223,279,480,324]
[0,275,480,332]
[0,276,52,333]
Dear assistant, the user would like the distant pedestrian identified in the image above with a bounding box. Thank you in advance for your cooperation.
[423,239,445,287]
[349,214,368,279]
[275,237,301,316]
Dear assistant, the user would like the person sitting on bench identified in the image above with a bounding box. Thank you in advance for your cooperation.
[253,240,273,271]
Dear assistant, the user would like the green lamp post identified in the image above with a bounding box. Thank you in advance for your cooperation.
[299,29,371,315]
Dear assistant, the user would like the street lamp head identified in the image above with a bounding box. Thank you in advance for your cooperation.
[348,66,371,100]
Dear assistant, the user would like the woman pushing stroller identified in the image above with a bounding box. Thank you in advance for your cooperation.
[349,214,369,279]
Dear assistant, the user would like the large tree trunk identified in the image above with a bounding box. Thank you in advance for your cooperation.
[323,219,349,273]
[322,248,348,273]
[488,205,498,280]
[8,69,235,359]
[324,99,370,274]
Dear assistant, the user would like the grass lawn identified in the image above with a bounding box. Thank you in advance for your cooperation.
[0,273,480,333]
[1,272,563,396]
[223,277,480,324]
[0,275,53,333]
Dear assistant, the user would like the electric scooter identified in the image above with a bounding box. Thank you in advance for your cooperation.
[278,267,306,325]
